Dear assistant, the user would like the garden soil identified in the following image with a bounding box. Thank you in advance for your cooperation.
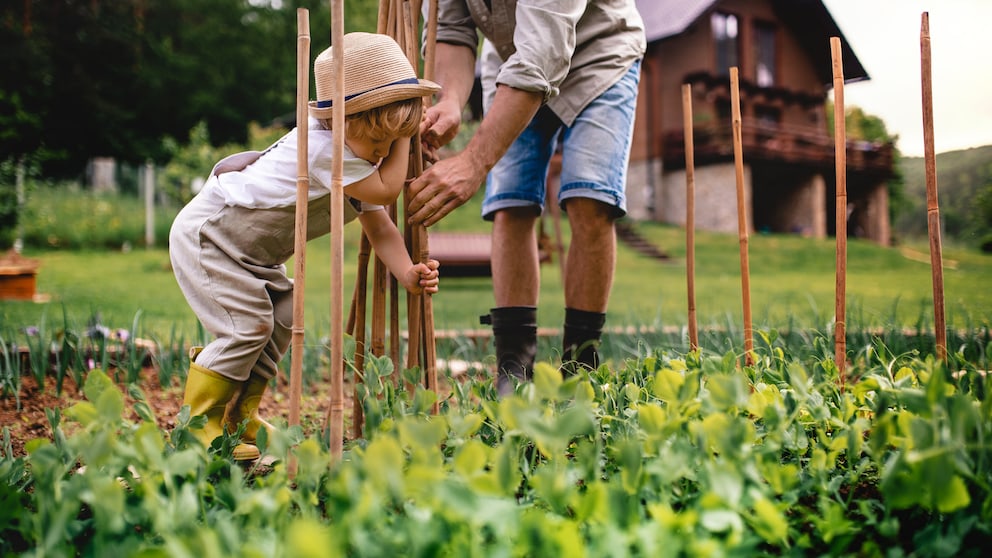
[1,367,344,459]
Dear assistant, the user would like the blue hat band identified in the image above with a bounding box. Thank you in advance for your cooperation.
[315,77,421,108]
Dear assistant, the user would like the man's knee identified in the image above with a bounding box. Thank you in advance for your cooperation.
[563,199,618,236]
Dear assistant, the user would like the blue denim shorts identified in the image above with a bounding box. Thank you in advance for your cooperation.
[481,60,641,221]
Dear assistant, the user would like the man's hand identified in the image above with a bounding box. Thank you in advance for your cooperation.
[411,71,544,227]
[407,153,485,227]
[420,98,463,161]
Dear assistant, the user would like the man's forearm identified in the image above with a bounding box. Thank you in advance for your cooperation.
[432,42,477,111]
[463,84,543,173]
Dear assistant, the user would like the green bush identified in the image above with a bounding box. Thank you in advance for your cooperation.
[161,121,290,205]
[19,185,177,251]
[6,121,289,251]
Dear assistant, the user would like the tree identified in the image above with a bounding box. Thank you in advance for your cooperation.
[973,183,992,252]
[0,0,380,179]
[826,104,907,229]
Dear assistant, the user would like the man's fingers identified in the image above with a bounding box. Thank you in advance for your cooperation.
[421,143,439,164]
[407,171,449,223]
[419,108,440,136]
[420,198,457,227]
[406,175,432,215]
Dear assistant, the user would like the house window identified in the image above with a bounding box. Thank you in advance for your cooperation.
[754,21,777,87]
[712,12,739,75]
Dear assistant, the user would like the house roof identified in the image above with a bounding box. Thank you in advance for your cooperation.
[634,0,869,86]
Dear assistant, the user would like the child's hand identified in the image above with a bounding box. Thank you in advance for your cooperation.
[404,259,440,295]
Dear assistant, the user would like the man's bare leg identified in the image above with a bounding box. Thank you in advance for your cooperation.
[561,198,616,372]
[487,207,541,395]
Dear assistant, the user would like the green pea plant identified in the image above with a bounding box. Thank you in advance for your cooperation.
[1,333,990,557]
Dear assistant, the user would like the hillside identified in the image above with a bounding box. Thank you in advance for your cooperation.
[896,145,992,247]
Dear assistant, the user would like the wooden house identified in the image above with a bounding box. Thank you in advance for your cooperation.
[628,0,894,245]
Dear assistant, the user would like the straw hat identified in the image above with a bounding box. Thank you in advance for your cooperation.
[309,32,440,118]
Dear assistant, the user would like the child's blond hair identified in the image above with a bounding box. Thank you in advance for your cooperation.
[320,97,422,141]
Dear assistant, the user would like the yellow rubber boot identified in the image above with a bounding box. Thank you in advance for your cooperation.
[182,362,260,461]
[228,374,275,444]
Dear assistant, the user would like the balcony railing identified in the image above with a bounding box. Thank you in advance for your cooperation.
[663,121,894,176]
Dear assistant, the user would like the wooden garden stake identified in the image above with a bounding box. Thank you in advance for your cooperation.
[323,0,346,461]
[920,12,947,361]
[831,37,848,385]
[399,0,439,407]
[682,83,698,351]
[396,1,423,391]
[424,0,438,81]
[371,250,388,364]
[346,0,388,434]
[369,0,393,381]
[729,67,754,366]
[420,0,440,410]
[346,0,440,426]
[288,7,309,478]
[389,232,401,368]
[349,233,371,438]
[377,0,389,33]
[377,0,399,382]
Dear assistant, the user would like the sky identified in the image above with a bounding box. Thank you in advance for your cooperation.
[821,0,992,157]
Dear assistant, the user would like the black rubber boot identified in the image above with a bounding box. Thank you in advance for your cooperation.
[480,306,538,397]
[561,307,606,376]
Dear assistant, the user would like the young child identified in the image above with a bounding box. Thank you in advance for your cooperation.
[169,32,441,460]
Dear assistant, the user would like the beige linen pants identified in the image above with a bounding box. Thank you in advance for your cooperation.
[169,175,333,381]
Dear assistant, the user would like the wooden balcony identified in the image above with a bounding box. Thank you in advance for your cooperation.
[663,121,894,177]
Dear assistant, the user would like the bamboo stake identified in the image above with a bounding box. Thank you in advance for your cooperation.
[920,12,947,361]
[396,0,411,382]
[389,221,401,370]
[401,1,425,392]
[288,7,310,478]
[377,0,389,33]
[682,83,698,351]
[372,0,400,383]
[386,0,397,39]
[324,0,346,461]
[387,0,402,381]
[424,0,438,80]
[369,0,392,387]
[395,0,407,57]
[419,0,440,410]
[729,67,753,366]
[343,0,398,436]
[371,253,388,362]
[350,233,371,439]
[831,37,848,385]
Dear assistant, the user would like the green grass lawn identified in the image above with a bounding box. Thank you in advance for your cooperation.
[3,207,990,345]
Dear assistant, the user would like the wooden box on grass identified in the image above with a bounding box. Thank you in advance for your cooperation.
[0,250,40,301]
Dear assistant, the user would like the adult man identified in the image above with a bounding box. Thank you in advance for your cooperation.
[407,0,645,395]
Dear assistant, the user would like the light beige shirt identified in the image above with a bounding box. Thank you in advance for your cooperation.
[212,117,379,212]
[436,0,646,125]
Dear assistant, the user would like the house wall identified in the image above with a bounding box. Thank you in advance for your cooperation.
[782,173,827,238]
[626,158,662,221]
[638,16,715,146]
[851,180,891,245]
[657,162,751,234]
[865,183,890,245]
